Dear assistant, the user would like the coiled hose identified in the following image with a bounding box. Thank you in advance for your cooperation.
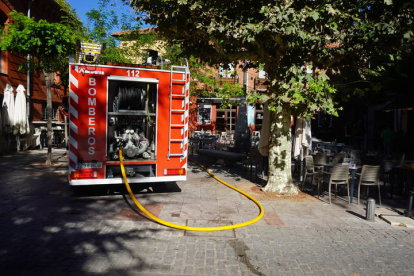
[119,148,264,231]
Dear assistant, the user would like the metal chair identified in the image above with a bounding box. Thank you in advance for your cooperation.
[320,164,350,204]
[357,165,381,206]
[302,155,320,189]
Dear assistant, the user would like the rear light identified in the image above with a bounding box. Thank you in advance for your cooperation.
[71,170,97,179]
[164,168,186,176]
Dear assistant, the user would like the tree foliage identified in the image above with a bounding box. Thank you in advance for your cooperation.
[84,0,147,64]
[1,10,76,73]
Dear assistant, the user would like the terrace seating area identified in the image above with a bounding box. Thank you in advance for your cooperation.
[301,138,414,205]
[189,128,413,209]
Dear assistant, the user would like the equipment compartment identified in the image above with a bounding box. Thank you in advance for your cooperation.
[106,164,156,179]
[106,79,157,162]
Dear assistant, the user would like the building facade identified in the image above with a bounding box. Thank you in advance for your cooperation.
[0,0,67,152]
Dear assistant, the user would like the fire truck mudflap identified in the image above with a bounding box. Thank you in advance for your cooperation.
[68,63,190,186]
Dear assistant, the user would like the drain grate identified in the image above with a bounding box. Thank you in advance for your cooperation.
[184,220,235,237]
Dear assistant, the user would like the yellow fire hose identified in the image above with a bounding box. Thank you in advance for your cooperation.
[119,148,264,231]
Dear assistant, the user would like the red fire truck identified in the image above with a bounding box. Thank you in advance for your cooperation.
[68,62,190,186]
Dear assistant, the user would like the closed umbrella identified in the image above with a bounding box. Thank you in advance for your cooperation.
[302,119,312,151]
[234,100,249,149]
[2,84,15,133]
[14,84,28,135]
[293,117,312,181]
[293,117,312,159]
[293,117,304,159]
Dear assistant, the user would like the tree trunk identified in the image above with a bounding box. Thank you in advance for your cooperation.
[263,107,299,195]
[44,71,53,165]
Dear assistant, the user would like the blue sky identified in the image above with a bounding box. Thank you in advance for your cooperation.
[67,0,147,32]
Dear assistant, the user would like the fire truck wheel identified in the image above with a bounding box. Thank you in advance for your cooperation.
[70,186,85,197]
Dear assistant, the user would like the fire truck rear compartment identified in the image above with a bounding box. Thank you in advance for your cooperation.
[106,164,156,178]
[106,79,157,166]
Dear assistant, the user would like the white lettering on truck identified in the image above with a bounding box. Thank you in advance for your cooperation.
[88,77,97,155]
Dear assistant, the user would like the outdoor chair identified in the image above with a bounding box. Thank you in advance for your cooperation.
[244,148,263,178]
[201,137,216,149]
[357,165,381,206]
[193,131,202,137]
[314,152,327,169]
[349,158,362,166]
[189,137,200,155]
[312,141,322,153]
[351,150,363,160]
[228,134,234,145]
[219,132,228,142]
[331,153,345,164]
[340,146,353,157]
[381,159,394,187]
[320,164,350,204]
[302,155,321,190]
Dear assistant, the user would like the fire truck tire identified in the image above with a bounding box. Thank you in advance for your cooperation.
[119,148,264,232]
[70,186,84,197]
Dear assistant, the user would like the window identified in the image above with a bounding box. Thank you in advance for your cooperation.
[215,109,237,132]
[197,104,212,124]
[219,63,235,78]
[42,103,59,121]
[259,69,266,79]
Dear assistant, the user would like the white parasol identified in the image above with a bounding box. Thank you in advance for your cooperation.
[293,117,312,181]
[14,84,28,135]
[2,84,15,133]
[293,118,304,159]
[293,117,312,159]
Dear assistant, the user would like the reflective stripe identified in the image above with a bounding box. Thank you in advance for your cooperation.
[69,120,78,134]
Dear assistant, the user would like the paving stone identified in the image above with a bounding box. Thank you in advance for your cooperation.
[380,215,414,228]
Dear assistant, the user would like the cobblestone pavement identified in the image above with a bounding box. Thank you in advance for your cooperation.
[0,148,413,276]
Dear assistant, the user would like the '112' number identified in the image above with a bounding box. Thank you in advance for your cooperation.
[126,70,139,77]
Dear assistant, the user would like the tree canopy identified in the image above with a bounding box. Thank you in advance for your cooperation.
[126,0,413,116]
[1,10,76,74]
[125,0,414,193]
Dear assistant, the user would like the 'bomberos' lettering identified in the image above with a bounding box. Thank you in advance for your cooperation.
[87,78,96,155]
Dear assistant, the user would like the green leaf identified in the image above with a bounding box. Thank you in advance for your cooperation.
[309,11,319,21]
[276,105,283,113]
